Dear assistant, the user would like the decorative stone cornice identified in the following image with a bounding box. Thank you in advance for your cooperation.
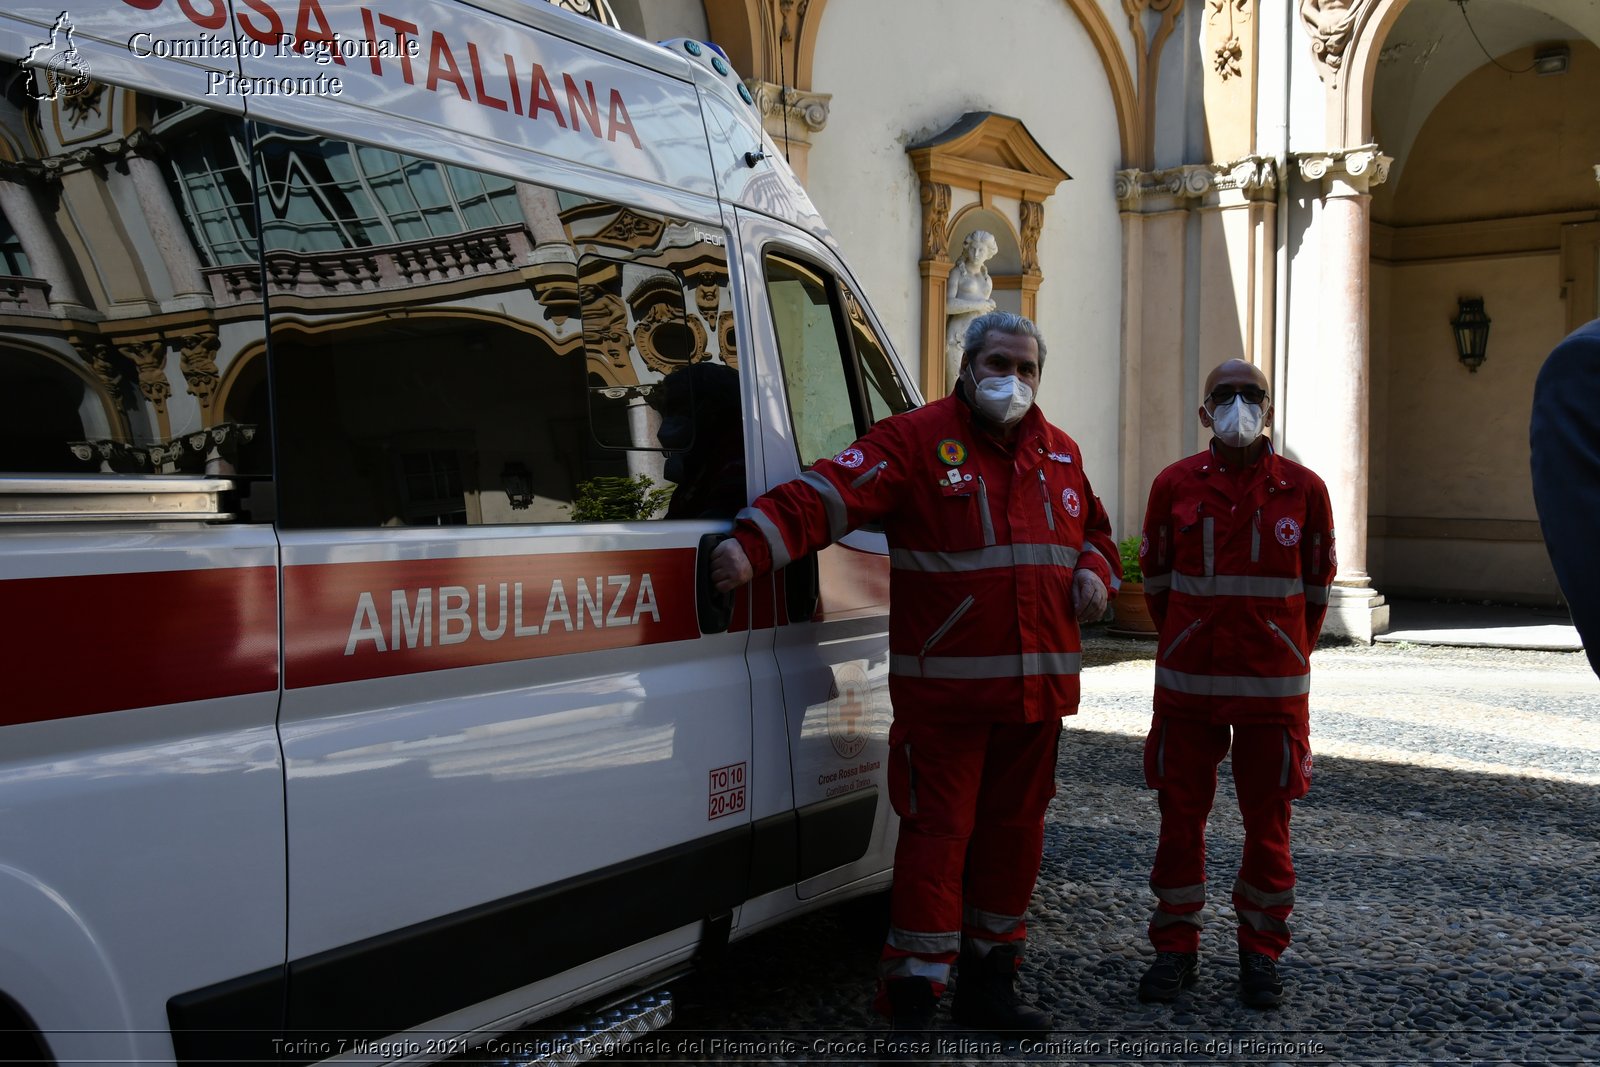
[1295,144,1391,195]
[1115,154,1279,211]
[745,79,831,142]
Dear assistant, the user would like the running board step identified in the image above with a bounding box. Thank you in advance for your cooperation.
[479,990,673,1066]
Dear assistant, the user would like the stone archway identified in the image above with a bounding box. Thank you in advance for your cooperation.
[1293,0,1600,626]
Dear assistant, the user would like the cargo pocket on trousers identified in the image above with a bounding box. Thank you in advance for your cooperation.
[1143,720,1168,789]
[1278,724,1313,800]
[889,741,918,817]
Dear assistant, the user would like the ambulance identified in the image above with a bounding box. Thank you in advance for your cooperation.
[0,2,917,1062]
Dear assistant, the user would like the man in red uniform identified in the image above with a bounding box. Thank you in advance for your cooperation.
[1135,358,1334,1009]
[711,312,1119,1033]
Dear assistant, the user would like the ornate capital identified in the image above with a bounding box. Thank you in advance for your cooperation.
[1115,155,1280,211]
[1299,0,1369,86]
[745,80,831,140]
[919,182,952,262]
[1296,144,1391,194]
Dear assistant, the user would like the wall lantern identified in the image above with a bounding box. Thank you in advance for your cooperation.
[1451,297,1491,373]
[501,461,533,510]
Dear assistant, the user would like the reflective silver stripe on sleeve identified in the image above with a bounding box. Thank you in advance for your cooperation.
[1151,882,1207,905]
[1238,910,1292,935]
[1080,542,1120,591]
[1143,573,1171,594]
[851,460,887,490]
[1304,584,1330,604]
[887,928,961,955]
[799,470,849,541]
[1170,573,1306,598]
[1154,667,1311,698]
[1235,878,1296,909]
[1203,517,1215,576]
[891,652,1084,679]
[964,907,1025,936]
[737,506,790,570]
[890,544,1079,573]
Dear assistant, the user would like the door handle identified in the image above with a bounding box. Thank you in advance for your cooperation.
[697,532,736,634]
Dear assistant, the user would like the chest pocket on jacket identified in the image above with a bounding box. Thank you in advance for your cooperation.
[936,471,996,548]
[1037,464,1087,541]
[1172,501,1212,575]
[1255,499,1306,572]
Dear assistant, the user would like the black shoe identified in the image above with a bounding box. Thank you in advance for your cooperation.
[886,976,938,1032]
[1137,951,1199,1003]
[950,945,1054,1034]
[1238,951,1284,1009]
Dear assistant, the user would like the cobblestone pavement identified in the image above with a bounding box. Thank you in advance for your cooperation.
[597,636,1600,1065]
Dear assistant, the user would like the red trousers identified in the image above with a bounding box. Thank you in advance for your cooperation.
[1143,715,1311,959]
[875,716,1061,1010]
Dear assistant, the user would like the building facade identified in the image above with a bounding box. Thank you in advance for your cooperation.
[4,0,1596,637]
[602,0,1600,638]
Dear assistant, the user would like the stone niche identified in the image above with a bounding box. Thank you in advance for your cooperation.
[906,112,1069,399]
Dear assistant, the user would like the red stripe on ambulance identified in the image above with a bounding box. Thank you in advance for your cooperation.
[0,566,279,726]
[284,548,700,688]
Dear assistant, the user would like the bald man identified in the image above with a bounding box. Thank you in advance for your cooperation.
[1133,359,1334,1009]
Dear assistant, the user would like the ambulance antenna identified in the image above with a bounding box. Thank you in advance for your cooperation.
[777,27,792,163]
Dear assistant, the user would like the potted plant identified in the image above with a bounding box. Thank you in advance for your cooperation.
[1108,533,1158,638]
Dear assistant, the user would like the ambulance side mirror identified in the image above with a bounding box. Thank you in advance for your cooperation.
[697,532,735,634]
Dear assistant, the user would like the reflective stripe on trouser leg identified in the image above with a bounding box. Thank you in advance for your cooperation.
[1149,880,1206,939]
[1229,723,1303,957]
[1147,717,1231,953]
[962,719,1061,959]
[963,906,1025,958]
[877,717,990,1015]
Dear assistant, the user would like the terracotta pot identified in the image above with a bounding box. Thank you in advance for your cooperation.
[1108,581,1158,638]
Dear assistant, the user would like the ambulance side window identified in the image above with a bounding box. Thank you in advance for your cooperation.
[842,282,914,423]
[764,255,911,469]
[0,77,270,479]
[253,124,743,528]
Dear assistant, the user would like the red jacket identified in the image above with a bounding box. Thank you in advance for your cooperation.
[733,392,1120,723]
[1139,443,1334,726]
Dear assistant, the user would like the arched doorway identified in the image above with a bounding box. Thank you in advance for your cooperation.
[1363,3,1600,605]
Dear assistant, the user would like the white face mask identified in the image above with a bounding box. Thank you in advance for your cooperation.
[966,368,1034,426]
[1209,395,1266,448]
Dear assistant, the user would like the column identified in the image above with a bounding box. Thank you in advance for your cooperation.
[125,150,208,300]
[0,173,87,308]
[1297,145,1392,642]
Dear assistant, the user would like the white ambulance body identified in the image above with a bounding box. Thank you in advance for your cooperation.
[0,2,916,1063]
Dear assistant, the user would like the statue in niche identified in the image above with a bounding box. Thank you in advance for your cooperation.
[944,230,998,387]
